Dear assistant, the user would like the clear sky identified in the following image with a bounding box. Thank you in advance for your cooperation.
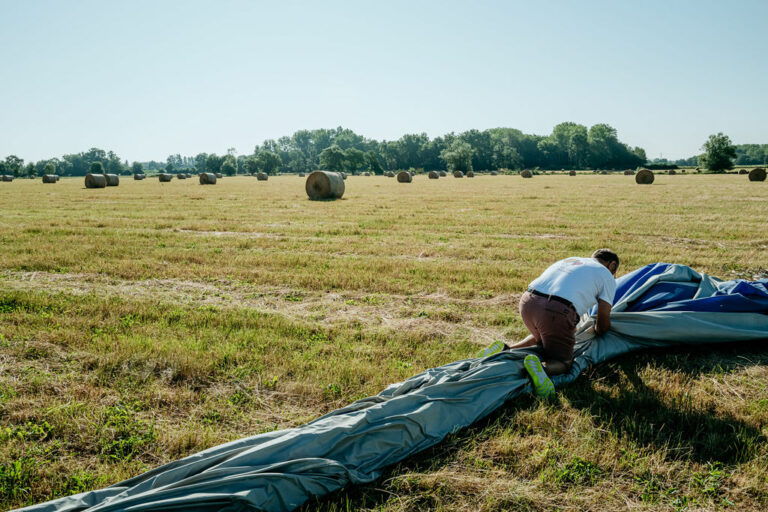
[1,0,766,163]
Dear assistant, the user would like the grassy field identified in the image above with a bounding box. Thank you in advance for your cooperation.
[1,173,767,511]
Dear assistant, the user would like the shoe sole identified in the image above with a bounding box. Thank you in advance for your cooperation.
[477,340,505,358]
[524,355,555,398]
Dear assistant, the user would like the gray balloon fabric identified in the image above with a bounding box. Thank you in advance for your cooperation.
[16,264,768,512]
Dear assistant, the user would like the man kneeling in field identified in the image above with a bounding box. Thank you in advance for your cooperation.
[507,249,619,398]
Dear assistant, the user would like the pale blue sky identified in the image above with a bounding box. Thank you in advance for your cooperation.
[1,0,766,162]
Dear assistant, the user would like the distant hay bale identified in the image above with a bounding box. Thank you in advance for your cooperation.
[635,169,655,184]
[256,172,268,181]
[85,173,107,188]
[520,170,533,178]
[105,174,119,186]
[569,170,576,176]
[490,170,498,176]
[466,170,475,178]
[176,174,186,180]
[199,172,217,185]
[667,169,676,175]
[306,171,345,200]
[624,169,634,175]
[599,170,608,175]
[42,174,58,183]
[298,172,305,177]
[384,171,394,177]
[397,171,412,183]
[158,173,173,182]
[428,171,439,179]
[453,170,464,178]
[1,175,13,182]
[133,173,146,180]
[738,169,748,175]
[748,168,766,182]
[681,169,686,173]
[439,171,447,177]
[363,172,371,176]
[215,173,223,178]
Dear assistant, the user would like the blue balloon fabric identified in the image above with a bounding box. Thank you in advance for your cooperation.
[16,264,768,512]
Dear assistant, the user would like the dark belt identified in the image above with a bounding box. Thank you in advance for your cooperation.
[527,288,575,310]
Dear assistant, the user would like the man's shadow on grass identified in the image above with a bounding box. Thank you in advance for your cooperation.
[300,340,768,511]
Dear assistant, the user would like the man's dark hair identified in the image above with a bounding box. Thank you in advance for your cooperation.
[592,248,619,267]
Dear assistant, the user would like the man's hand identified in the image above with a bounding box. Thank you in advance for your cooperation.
[594,299,612,335]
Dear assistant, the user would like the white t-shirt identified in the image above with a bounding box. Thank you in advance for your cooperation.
[528,257,616,316]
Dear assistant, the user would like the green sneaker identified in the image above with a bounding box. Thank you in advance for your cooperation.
[524,354,555,398]
[477,340,506,358]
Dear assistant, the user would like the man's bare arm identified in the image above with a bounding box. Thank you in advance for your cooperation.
[594,299,612,335]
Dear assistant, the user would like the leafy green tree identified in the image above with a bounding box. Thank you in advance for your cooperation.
[205,154,224,174]
[43,162,56,175]
[256,151,282,175]
[0,161,6,175]
[440,140,474,172]
[24,162,35,177]
[244,156,259,175]
[319,145,345,172]
[221,155,237,176]
[165,162,175,173]
[344,148,366,172]
[4,155,24,177]
[699,133,737,172]
[90,161,105,174]
[132,162,144,174]
[365,150,383,174]
[195,153,208,172]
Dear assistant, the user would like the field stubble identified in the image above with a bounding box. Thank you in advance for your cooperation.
[0,174,767,510]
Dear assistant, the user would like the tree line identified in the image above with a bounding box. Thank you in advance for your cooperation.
[652,143,768,167]
[1,123,648,178]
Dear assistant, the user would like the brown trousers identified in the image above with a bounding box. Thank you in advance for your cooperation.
[519,291,580,364]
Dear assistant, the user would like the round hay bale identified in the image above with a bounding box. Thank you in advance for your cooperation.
[748,168,766,182]
[306,171,345,200]
[2,175,14,182]
[159,173,173,182]
[520,170,533,178]
[384,171,394,177]
[623,169,634,175]
[215,173,223,178]
[738,169,748,175]
[490,170,498,176]
[667,169,676,175]
[199,172,217,185]
[466,170,475,178]
[397,171,412,183]
[42,174,58,183]
[176,174,186,180]
[599,170,608,175]
[439,171,447,177]
[133,173,146,180]
[453,170,464,178]
[105,174,119,186]
[569,170,577,176]
[256,172,268,181]
[635,169,654,184]
[681,169,686,173]
[85,173,107,188]
[428,170,439,179]
[363,172,371,176]
[298,173,305,177]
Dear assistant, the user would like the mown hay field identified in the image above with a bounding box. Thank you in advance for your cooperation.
[1,174,767,511]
